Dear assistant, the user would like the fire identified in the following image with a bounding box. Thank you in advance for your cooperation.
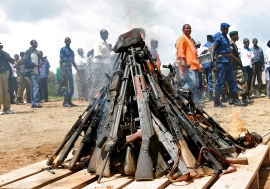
[227,110,247,137]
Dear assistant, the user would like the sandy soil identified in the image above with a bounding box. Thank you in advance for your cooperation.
[0,97,270,176]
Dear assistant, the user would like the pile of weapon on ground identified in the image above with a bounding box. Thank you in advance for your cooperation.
[46,30,260,184]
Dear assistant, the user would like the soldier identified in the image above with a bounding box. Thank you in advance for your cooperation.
[229,31,254,104]
[210,23,246,107]
[59,37,80,107]
[14,52,31,105]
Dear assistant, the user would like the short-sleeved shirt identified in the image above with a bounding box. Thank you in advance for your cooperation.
[213,32,231,63]
[60,46,75,62]
[39,57,51,78]
[93,38,110,64]
[176,34,201,70]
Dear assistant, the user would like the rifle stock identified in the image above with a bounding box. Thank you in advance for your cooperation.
[122,146,136,175]
[126,129,141,143]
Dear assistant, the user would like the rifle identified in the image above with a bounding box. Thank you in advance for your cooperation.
[164,94,223,174]
[68,94,106,169]
[145,70,201,177]
[96,57,131,183]
[54,87,107,167]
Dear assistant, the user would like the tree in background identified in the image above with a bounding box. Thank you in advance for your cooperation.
[48,71,58,97]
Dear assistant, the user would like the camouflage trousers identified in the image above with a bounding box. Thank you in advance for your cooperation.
[233,66,247,95]
[212,66,247,96]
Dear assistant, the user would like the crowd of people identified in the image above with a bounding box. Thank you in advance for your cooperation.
[0,23,270,114]
[174,23,270,108]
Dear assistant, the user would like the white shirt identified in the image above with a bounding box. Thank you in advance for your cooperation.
[75,54,87,70]
[93,38,110,64]
[240,47,252,67]
[31,51,39,74]
[265,48,270,81]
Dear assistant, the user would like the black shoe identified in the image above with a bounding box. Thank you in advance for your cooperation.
[16,100,23,105]
[232,93,247,107]
[214,95,226,108]
[228,99,234,105]
[221,97,228,103]
[67,97,77,107]
[63,102,72,107]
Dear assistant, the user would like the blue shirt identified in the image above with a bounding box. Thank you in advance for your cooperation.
[202,41,213,68]
[39,57,50,78]
[213,32,231,63]
[60,46,74,62]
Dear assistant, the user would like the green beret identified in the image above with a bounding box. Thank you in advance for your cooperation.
[229,31,238,35]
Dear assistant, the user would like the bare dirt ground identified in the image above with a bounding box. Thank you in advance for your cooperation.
[0,97,270,187]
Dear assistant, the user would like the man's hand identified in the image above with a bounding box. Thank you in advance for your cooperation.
[212,66,217,73]
[180,58,190,69]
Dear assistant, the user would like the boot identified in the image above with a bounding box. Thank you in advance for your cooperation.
[208,91,214,101]
[68,96,78,107]
[242,94,254,104]
[214,94,226,108]
[221,94,228,102]
[63,96,72,107]
[232,93,247,107]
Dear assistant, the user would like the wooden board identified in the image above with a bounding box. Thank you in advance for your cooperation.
[123,176,171,189]
[166,174,217,189]
[83,173,134,189]
[0,153,73,188]
[41,169,96,189]
[210,144,269,189]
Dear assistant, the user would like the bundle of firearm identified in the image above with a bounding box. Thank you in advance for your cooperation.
[46,30,258,183]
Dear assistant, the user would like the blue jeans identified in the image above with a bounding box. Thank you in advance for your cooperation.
[29,73,40,105]
[63,63,74,97]
[182,69,199,103]
[215,62,237,95]
[203,66,213,92]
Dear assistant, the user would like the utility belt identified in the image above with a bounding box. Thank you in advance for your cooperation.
[216,53,231,58]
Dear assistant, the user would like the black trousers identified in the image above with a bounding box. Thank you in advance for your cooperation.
[38,78,48,101]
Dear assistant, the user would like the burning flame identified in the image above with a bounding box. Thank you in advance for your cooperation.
[227,110,247,137]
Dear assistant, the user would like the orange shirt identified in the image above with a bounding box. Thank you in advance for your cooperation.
[176,34,201,70]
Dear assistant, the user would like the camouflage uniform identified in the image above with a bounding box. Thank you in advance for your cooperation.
[230,40,248,96]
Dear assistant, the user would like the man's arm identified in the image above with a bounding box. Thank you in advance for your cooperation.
[23,50,36,68]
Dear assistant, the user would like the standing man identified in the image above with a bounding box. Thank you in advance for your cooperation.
[176,24,202,105]
[38,51,50,103]
[250,38,265,97]
[89,29,111,104]
[75,48,88,102]
[229,31,253,104]
[0,43,15,114]
[59,37,80,107]
[241,38,253,99]
[210,23,246,107]
[14,52,31,105]
[203,35,214,101]
[23,40,43,108]
[150,39,161,70]
[265,40,270,98]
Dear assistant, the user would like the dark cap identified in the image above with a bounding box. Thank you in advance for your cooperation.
[221,23,230,27]
[229,31,238,35]
[267,40,270,48]
[207,35,213,38]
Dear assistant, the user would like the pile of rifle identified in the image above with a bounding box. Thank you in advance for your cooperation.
[46,46,245,184]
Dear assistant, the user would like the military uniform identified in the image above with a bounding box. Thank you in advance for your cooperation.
[212,23,246,107]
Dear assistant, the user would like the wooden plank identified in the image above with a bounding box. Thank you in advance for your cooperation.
[0,153,73,187]
[123,176,171,189]
[2,168,74,189]
[41,169,96,189]
[83,173,134,189]
[249,172,259,189]
[211,144,269,189]
[166,174,217,189]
